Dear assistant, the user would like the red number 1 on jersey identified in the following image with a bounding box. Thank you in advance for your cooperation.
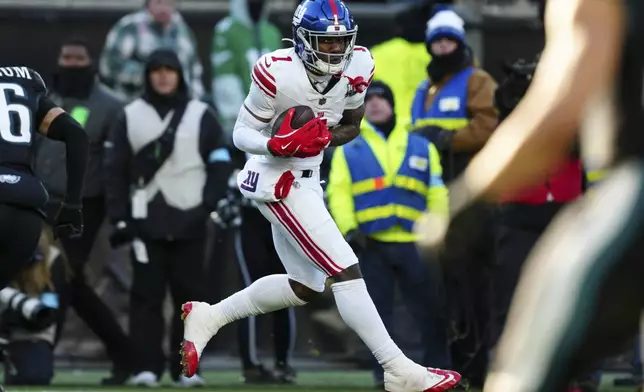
[264,56,292,68]
[271,56,292,62]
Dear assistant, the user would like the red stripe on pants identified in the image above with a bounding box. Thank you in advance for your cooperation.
[276,201,343,274]
[266,202,334,276]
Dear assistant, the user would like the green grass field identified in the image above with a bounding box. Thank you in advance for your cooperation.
[0,370,636,392]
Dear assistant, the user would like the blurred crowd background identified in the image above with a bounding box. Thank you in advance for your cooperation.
[0,0,638,390]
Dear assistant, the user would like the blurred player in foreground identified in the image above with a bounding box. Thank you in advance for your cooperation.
[0,67,88,291]
[180,1,461,391]
[415,0,644,391]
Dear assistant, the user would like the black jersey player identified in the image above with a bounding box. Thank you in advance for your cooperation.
[0,66,88,290]
[415,0,644,391]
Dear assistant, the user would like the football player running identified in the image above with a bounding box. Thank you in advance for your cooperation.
[180,1,461,391]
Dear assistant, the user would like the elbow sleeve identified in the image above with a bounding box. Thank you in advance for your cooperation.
[47,112,85,142]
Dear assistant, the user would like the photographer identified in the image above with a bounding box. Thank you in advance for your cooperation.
[0,232,67,386]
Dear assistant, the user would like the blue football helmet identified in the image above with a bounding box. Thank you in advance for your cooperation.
[292,0,358,75]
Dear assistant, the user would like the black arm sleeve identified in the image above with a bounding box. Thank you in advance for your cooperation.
[35,95,58,126]
[46,113,89,206]
[199,109,233,210]
[103,111,132,222]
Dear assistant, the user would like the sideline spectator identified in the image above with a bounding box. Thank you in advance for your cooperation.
[99,0,204,101]
[370,0,432,128]
[327,80,450,390]
[34,37,131,386]
[104,49,231,387]
[411,9,498,182]
[211,0,282,139]
[410,9,498,387]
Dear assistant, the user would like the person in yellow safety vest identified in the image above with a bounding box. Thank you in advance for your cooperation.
[410,9,498,183]
[326,80,451,389]
[370,0,433,129]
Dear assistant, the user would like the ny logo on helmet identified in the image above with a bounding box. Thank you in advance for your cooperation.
[293,4,307,25]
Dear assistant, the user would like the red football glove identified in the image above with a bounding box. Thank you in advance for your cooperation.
[268,110,326,157]
[292,126,332,158]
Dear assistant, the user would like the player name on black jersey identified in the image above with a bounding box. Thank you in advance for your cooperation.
[0,67,32,80]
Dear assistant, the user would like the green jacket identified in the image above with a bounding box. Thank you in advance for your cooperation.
[99,9,204,102]
[211,0,282,135]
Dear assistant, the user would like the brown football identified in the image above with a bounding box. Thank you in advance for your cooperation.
[271,106,316,137]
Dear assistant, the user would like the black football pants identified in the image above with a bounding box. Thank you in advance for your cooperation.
[52,196,131,373]
[0,204,43,289]
[490,225,541,347]
[235,207,295,370]
[129,237,208,381]
[486,160,644,392]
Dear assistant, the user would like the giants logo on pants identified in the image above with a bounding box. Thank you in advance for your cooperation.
[240,170,259,193]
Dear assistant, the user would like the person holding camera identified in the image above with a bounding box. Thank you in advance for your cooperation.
[0,232,66,386]
[104,48,231,387]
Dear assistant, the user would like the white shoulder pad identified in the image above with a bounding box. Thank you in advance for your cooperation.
[346,46,376,86]
[251,48,297,100]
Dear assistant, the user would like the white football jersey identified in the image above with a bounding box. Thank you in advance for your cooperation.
[243,46,375,169]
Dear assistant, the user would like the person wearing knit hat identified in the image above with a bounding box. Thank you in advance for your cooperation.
[328,79,451,390]
[410,8,498,184]
[364,81,397,137]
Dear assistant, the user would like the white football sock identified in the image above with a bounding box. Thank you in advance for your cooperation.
[331,279,407,369]
[210,274,306,329]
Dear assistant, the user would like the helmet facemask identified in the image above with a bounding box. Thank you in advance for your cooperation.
[296,25,357,75]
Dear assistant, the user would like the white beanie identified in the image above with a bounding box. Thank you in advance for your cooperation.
[426,9,466,43]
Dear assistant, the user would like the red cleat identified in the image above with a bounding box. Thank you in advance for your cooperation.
[179,303,199,377]
[424,368,463,391]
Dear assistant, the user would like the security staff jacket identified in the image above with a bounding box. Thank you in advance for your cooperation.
[410,66,497,181]
[327,120,448,243]
[371,38,431,128]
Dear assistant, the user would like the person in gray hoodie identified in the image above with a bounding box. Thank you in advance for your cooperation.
[34,37,131,386]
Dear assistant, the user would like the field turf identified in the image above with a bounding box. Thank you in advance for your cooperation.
[0,370,636,392]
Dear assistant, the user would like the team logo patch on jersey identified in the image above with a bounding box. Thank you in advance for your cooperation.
[0,174,20,184]
[439,97,461,112]
[409,156,429,171]
[240,170,259,193]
